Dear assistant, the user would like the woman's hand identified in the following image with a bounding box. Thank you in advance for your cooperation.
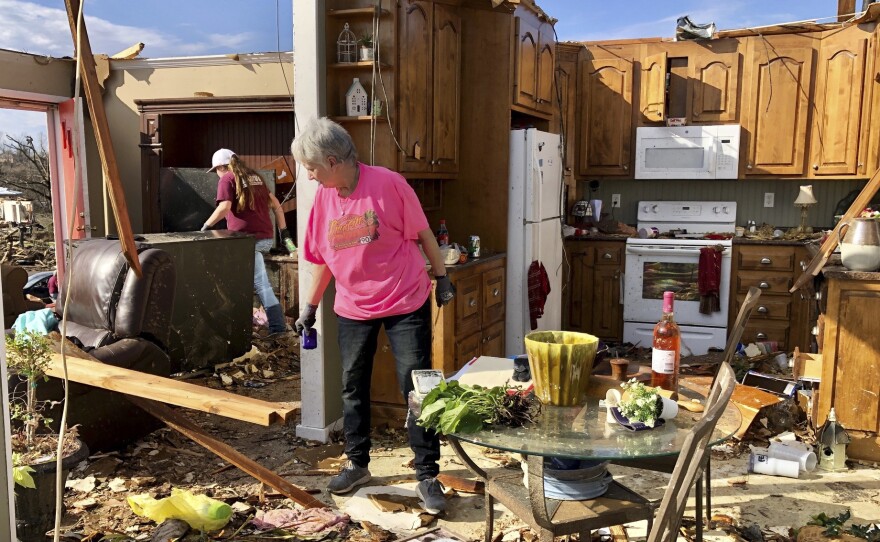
[295,303,318,336]
[435,275,456,307]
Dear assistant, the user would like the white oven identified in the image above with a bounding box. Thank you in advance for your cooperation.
[623,201,737,356]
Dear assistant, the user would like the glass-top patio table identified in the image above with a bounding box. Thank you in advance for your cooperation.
[446,386,742,542]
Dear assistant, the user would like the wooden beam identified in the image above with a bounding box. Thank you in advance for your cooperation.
[128,396,325,509]
[791,167,880,292]
[46,341,298,426]
[839,0,856,21]
[64,0,142,277]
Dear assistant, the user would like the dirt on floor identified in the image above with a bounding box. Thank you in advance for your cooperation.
[42,333,880,542]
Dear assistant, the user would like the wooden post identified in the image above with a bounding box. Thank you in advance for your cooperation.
[64,0,142,277]
[838,0,857,21]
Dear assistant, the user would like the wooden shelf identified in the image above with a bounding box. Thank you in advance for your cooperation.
[329,61,392,69]
[330,116,387,122]
[328,7,390,18]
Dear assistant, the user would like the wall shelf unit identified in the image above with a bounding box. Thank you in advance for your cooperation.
[329,62,392,69]
[328,7,390,18]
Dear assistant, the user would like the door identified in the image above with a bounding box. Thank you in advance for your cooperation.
[564,247,593,332]
[431,3,460,173]
[745,45,814,175]
[640,51,667,123]
[48,98,90,278]
[689,52,740,123]
[399,0,432,173]
[535,22,556,115]
[514,16,539,110]
[578,57,634,176]
[810,33,867,176]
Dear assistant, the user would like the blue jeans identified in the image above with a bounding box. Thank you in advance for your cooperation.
[336,298,440,480]
[254,239,280,310]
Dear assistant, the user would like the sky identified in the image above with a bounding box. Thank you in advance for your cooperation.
[0,0,840,143]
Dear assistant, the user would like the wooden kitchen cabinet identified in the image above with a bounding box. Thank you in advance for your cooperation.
[512,9,556,117]
[742,37,815,176]
[816,268,880,461]
[730,244,812,351]
[563,240,624,341]
[809,30,868,176]
[689,52,740,123]
[370,255,506,421]
[577,55,635,176]
[398,0,461,175]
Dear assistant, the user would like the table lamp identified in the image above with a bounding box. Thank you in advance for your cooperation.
[794,185,817,234]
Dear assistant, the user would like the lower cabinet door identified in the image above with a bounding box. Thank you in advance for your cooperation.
[370,328,404,405]
[481,320,505,358]
[455,331,482,372]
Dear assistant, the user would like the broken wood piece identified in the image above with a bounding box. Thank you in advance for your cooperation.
[730,384,783,439]
[610,525,629,542]
[435,473,485,494]
[46,337,298,426]
[128,396,324,509]
[64,0,141,276]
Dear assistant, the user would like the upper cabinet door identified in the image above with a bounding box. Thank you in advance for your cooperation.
[514,16,540,111]
[810,34,867,176]
[578,57,634,176]
[640,51,667,123]
[535,22,556,115]
[744,46,814,175]
[399,1,432,173]
[690,52,740,123]
[431,3,461,174]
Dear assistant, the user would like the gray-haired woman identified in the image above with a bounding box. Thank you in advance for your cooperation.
[291,117,455,514]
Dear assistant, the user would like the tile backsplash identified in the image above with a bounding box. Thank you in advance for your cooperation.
[578,178,871,229]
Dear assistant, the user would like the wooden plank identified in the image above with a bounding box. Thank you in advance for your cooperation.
[435,473,485,494]
[790,167,880,292]
[129,396,325,509]
[47,340,298,426]
[64,0,141,277]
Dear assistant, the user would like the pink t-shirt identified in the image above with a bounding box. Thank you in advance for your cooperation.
[303,163,431,320]
[216,172,273,239]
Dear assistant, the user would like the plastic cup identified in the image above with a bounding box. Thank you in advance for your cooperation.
[768,442,817,472]
[302,328,317,350]
[749,449,800,478]
[659,396,679,420]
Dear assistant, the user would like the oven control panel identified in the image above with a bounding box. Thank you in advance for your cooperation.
[636,201,737,223]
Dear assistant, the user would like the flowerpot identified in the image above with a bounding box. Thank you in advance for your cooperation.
[524,331,599,406]
[358,46,374,62]
[15,439,89,542]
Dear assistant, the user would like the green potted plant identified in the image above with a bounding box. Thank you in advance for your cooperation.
[358,33,374,62]
[7,331,88,540]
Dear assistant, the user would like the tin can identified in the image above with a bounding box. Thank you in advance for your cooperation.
[467,235,481,258]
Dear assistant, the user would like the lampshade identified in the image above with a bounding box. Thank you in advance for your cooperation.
[794,185,818,206]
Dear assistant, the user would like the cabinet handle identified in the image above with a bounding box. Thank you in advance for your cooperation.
[623,165,629,170]
[800,260,808,271]
[756,332,767,340]
[492,288,500,297]
[747,163,753,169]
[602,252,612,260]
[813,164,819,170]
[382,344,391,352]
[482,337,488,343]
[757,306,769,314]
[759,281,770,289]
[469,298,477,307]
[760,258,772,265]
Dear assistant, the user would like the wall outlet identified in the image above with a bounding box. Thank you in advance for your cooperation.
[611,194,621,208]
[764,192,775,208]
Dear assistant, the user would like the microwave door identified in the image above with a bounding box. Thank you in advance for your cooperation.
[637,136,713,179]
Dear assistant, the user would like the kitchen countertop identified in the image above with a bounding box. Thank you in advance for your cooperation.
[438,251,505,274]
[565,233,631,241]
[732,237,815,246]
[822,265,880,281]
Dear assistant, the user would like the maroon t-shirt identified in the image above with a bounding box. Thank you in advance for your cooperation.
[216,172,273,239]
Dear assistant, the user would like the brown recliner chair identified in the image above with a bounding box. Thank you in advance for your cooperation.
[38,239,177,451]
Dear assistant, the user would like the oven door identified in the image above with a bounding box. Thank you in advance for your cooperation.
[623,244,731,328]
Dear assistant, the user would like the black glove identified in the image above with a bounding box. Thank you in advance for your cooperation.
[295,303,318,336]
[435,275,456,307]
[280,228,296,254]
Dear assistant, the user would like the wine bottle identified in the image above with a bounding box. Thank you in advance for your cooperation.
[651,291,681,393]
[436,219,450,246]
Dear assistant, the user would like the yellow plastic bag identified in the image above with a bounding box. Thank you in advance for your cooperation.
[128,488,232,532]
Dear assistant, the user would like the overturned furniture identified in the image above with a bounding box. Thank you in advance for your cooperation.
[1,263,44,328]
[33,238,176,451]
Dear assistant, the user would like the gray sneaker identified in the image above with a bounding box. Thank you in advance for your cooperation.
[416,478,447,514]
[327,460,372,494]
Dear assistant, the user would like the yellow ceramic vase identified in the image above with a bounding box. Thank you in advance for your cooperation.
[524,331,599,406]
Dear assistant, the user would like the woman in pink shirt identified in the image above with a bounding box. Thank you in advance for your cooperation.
[291,118,454,514]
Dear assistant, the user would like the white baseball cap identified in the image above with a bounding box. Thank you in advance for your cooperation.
[207,148,236,172]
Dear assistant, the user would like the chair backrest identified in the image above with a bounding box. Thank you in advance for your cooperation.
[57,239,176,350]
[722,286,762,365]
[647,361,737,542]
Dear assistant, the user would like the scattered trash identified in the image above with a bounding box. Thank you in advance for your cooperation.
[251,507,350,534]
[128,488,233,532]
[749,447,800,478]
[151,518,190,542]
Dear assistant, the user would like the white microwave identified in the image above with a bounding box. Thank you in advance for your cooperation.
[634,125,741,179]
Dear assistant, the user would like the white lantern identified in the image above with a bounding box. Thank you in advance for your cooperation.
[336,23,357,64]
[346,78,369,117]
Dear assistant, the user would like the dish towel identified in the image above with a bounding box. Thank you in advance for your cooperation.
[698,246,723,314]
[527,260,551,329]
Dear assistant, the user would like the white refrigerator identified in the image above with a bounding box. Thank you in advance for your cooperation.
[505,128,564,356]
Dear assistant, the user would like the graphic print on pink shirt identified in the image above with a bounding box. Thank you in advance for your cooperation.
[329,210,380,251]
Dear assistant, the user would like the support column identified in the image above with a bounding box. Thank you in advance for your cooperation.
[293,0,343,442]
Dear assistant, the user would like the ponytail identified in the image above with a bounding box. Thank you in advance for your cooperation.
[228,154,259,211]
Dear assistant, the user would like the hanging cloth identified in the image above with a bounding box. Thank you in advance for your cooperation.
[698,246,723,314]
[528,260,552,330]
